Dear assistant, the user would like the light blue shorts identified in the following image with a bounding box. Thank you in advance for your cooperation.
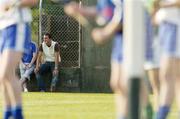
[110,17,155,65]
[111,30,155,65]
[159,21,179,57]
[145,11,154,62]
[111,33,123,63]
[0,23,31,53]
[144,11,160,69]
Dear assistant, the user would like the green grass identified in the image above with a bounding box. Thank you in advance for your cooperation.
[0,93,178,119]
[0,93,116,119]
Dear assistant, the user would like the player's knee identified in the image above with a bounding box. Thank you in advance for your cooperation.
[110,79,121,92]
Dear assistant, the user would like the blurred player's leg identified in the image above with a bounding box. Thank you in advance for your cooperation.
[148,34,161,114]
[143,9,159,119]
[147,68,159,109]
[175,59,180,116]
[174,23,180,118]
[153,0,180,117]
[0,51,23,119]
[140,79,153,119]
[110,61,127,119]
[110,34,127,119]
[157,22,178,119]
[145,35,160,118]
[0,0,37,119]
[1,83,12,119]
[175,24,180,116]
[158,56,175,119]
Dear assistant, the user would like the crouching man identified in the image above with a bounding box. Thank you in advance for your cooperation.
[34,33,61,92]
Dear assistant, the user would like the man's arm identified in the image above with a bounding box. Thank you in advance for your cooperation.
[159,0,180,8]
[58,50,61,63]
[54,52,60,70]
[54,43,60,70]
[4,0,38,11]
[151,0,180,25]
[29,43,38,68]
[34,51,42,73]
[34,44,43,73]
[91,0,123,44]
[152,0,180,10]
[36,52,42,67]
[18,0,38,7]
[64,1,97,20]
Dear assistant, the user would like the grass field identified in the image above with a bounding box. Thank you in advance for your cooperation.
[0,93,178,119]
[0,93,115,119]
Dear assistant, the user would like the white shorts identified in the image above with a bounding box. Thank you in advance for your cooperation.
[144,12,160,70]
[144,36,160,70]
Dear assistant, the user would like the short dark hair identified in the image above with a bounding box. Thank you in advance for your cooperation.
[44,32,52,39]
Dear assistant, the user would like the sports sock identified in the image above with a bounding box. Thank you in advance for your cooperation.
[12,105,24,119]
[3,106,12,119]
[156,106,170,119]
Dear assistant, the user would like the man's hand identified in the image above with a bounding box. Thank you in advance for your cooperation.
[153,0,161,12]
[34,67,39,74]
[53,69,59,76]
[26,64,32,69]
[91,28,109,45]
[64,2,79,16]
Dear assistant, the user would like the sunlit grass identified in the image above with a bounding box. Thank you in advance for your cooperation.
[0,93,178,119]
[0,93,115,119]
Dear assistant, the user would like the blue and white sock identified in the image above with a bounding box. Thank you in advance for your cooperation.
[3,106,12,119]
[12,105,24,119]
[156,106,170,119]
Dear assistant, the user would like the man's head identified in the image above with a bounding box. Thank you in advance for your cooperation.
[43,33,52,47]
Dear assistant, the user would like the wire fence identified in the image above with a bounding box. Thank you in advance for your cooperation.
[31,1,82,68]
[29,0,112,92]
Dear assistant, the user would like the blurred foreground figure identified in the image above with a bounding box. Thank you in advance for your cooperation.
[144,0,161,117]
[153,0,180,119]
[65,1,126,119]
[65,0,155,119]
[0,0,38,119]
